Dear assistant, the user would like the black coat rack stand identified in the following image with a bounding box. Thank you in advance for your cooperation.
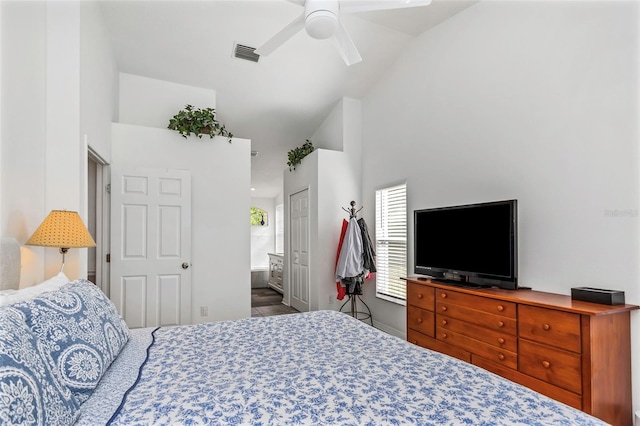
[339,294,373,326]
[338,200,373,326]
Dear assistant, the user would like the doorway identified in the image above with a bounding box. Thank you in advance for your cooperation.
[87,148,110,295]
[289,188,310,312]
[88,158,97,284]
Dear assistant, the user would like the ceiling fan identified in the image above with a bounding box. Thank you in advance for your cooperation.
[255,0,432,66]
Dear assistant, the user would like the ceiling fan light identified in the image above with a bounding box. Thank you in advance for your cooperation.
[305,10,339,39]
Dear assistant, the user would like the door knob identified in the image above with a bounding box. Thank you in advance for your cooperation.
[182,262,190,269]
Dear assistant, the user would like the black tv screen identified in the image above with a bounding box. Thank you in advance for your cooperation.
[414,199,517,289]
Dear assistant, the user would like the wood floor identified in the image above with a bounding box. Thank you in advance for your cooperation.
[251,288,299,317]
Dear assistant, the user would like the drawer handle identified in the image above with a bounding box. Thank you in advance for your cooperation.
[498,353,505,361]
[441,306,448,312]
[442,333,448,339]
[440,293,447,299]
[497,337,505,344]
[441,319,448,326]
[418,293,424,299]
[497,321,505,328]
[497,305,505,312]
[542,323,551,331]
[417,318,423,324]
[542,360,551,369]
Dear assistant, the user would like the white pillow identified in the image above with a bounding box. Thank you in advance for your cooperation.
[0,272,69,306]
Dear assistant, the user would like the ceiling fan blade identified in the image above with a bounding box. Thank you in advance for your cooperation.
[340,0,431,14]
[332,20,362,66]
[254,13,306,56]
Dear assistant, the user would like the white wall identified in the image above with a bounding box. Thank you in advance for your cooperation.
[283,98,362,311]
[311,97,363,193]
[282,150,359,312]
[1,1,117,285]
[312,99,344,152]
[117,70,249,322]
[342,97,362,193]
[275,191,284,206]
[79,0,118,290]
[315,149,361,311]
[0,1,47,286]
[250,197,275,269]
[360,0,640,415]
[81,1,119,163]
[45,2,82,280]
[119,73,216,129]
[112,124,251,322]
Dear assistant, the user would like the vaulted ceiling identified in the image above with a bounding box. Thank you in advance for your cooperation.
[99,0,476,197]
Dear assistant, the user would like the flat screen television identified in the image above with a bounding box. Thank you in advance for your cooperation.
[414,199,518,290]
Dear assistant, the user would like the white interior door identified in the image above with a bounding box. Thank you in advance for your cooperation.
[290,188,310,312]
[110,167,192,328]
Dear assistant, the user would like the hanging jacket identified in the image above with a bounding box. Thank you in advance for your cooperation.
[341,273,365,295]
[335,217,364,281]
[334,219,349,300]
[357,218,376,274]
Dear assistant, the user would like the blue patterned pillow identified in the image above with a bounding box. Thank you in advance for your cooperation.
[0,307,79,425]
[12,279,129,405]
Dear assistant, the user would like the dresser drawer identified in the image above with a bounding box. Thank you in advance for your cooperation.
[436,301,517,335]
[407,305,434,338]
[407,328,433,348]
[407,282,434,311]
[436,314,516,352]
[407,329,471,363]
[435,289,516,319]
[436,327,517,369]
[519,339,582,394]
[518,305,581,353]
[473,356,583,411]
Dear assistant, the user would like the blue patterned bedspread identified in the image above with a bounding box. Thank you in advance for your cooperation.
[78,310,606,425]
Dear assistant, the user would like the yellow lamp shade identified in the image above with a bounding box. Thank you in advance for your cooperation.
[26,210,96,249]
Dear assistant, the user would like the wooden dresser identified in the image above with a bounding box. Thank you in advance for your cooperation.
[406,278,639,426]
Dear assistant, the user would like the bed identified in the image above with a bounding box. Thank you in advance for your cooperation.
[0,247,606,425]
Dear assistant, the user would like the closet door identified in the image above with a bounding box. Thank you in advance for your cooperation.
[110,167,192,328]
[290,188,310,312]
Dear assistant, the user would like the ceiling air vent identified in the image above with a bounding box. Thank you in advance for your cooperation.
[234,43,260,63]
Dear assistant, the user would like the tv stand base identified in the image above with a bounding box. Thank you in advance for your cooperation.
[431,278,489,289]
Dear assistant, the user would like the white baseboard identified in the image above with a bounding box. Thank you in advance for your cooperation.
[372,320,405,340]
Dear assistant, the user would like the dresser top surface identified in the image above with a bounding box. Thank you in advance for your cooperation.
[406,278,639,315]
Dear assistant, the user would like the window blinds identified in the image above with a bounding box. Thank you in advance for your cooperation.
[375,183,407,303]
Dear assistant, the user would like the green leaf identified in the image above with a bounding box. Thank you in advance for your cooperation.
[167,105,234,142]
[286,139,314,172]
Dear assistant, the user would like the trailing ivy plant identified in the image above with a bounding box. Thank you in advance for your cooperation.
[287,139,315,171]
[168,104,234,142]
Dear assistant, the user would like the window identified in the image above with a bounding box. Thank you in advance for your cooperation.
[375,183,407,304]
[250,207,268,226]
[275,204,284,253]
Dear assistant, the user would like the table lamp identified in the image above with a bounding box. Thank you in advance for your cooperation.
[26,210,96,272]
